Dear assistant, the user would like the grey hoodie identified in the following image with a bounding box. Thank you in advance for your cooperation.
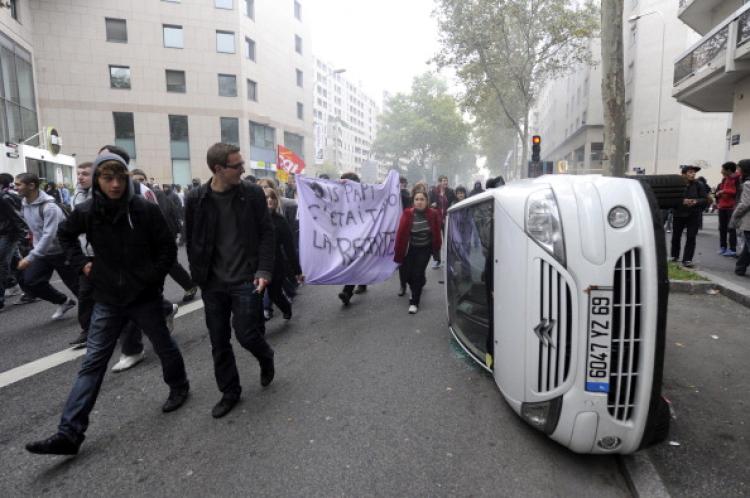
[21,190,66,262]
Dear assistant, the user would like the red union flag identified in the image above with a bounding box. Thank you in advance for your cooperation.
[277,145,306,175]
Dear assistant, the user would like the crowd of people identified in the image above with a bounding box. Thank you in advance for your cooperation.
[668,161,750,276]
[0,140,500,457]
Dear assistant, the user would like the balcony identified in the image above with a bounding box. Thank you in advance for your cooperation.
[673,2,750,112]
[679,0,744,35]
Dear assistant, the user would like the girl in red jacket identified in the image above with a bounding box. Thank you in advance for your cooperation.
[394,190,442,314]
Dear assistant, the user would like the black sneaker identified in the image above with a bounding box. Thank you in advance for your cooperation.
[26,433,82,456]
[398,285,406,297]
[211,395,240,419]
[353,285,367,295]
[338,292,351,306]
[260,360,275,387]
[162,384,190,413]
[282,311,292,320]
[69,331,87,349]
[182,286,199,303]
[14,293,38,305]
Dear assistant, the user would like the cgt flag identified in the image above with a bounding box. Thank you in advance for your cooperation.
[277,145,306,175]
[297,170,401,285]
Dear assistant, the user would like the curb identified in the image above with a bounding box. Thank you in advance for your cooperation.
[670,271,750,309]
[619,453,671,498]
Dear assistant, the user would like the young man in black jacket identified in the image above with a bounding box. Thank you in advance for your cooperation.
[671,165,710,268]
[25,153,190,456]
[185,142,276,419]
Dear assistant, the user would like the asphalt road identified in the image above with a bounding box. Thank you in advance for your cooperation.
[647,292,750,498]
[0,260,630,497]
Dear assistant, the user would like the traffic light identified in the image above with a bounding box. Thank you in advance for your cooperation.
[531,135,541,163]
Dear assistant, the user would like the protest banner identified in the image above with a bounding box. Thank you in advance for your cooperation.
[297,170,401,285]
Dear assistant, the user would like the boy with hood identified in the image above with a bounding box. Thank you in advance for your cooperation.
[14,173,78,320]
[25,154,190,456]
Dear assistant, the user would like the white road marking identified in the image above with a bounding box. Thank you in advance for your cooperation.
[0,301,205,390]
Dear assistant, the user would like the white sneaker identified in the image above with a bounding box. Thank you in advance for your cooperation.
[408,305,418,314]
[431,261,441,269]
[4,285,21,297]
[51,298,76,320]
[166,303,178,334]
[111,352,146,372]
[263,309,272,321]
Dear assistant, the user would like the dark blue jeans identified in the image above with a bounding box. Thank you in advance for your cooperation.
[19,253,79,304]
[0,235,18,306]
[737,231,750,275]
[58,296,188,441]
[202,282,274,398]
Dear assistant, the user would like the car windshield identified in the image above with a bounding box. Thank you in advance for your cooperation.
[446,199,494,364]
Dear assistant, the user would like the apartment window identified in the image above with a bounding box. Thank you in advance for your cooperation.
[294,35,302,54]
[165,70,186,93]
[113,112,136,160]
[216,31,235,53]
[169,115,191,186]
[244,37,256,61]
[296,69,303,87]
[10,0,18,21]
[220,117,240,147]
[294,1,302,20]
[163,25,184,48]
[105,18,128,43]
[0,37,38,144]
[109,65,131,89]
[247,79,257,101]
[250,121,276,164]
[297,102,304,120]
[284,132,304,159]
[218,74,237,97]
[244,0,255,19]
[215,0,233,9]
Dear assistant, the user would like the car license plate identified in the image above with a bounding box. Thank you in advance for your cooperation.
[586,288,613,393]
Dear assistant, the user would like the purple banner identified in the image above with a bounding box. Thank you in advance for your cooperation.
[297,170,401,285]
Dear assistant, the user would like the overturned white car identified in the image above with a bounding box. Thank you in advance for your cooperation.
[445,174,681,454]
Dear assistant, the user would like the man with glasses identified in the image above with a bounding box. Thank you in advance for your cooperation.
[26,153,190,456]
[185,142,276,419]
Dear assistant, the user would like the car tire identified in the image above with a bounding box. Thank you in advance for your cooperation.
[636,175,686,210]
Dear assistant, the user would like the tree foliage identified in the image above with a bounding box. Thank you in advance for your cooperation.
[373,73,474,183]
[434,0,598,176]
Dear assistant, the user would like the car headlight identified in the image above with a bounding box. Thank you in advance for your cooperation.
[521,397,563,434]
[525,189,566,266]
[608,206,631,229]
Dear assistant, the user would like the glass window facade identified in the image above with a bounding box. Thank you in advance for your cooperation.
[163,25,184,48]
[0,34,37,144]
[294,1,301,20]
[295,35,302,54]
[244,37,256,61]
[284,132,304,159]
[216,31,235,53]
[109,65,131,89]
[105,18,128,43]
[296,69,303,87]
[218,74,237,97]
[249,121,275,164]
[297,102,304,120]
[244,0,254,18]
[113,112,136,160]
[169,115,191,185]
[165,70,186,93]
[220,117,240,147]
[247,79,257,101]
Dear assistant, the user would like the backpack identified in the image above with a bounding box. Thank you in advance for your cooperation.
[37,199,72,221]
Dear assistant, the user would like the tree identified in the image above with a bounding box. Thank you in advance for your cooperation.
[601,0,626,177]
[434,0,598,177]
[373,73,473,183]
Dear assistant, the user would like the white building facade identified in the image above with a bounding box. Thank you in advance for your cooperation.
[2,0,315,185]
[533,0,730,184]
[673,0,750,180]
[312,57,380,179]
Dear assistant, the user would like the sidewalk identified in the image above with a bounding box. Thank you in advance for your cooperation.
[646,292,750,497]
[669,214,750,292]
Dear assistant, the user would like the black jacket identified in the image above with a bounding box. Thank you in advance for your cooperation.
[185,180,275,285]
[0,190,26,241]
[270,211,301,278]
[58,195,177,306]
[674,180,709,218]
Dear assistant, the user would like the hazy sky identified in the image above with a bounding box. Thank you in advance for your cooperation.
[309,0,442,104]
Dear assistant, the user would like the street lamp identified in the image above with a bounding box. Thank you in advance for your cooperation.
[628,9,666,175]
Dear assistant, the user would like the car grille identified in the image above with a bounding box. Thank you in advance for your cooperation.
[535,260,573,393]
[608,248,642,421]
